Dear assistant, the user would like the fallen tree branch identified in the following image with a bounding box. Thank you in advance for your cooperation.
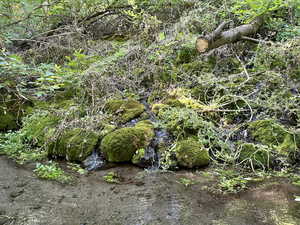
[78,5,132,25]
[196,16,264,53]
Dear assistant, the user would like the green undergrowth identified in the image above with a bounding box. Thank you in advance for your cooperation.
[103,171,121,184]
[34,162,73,184]
[0,0,300,188]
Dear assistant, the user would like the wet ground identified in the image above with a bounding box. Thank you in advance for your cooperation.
[1,156,300,225]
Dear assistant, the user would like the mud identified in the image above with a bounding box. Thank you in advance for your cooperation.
[1,156,300,225]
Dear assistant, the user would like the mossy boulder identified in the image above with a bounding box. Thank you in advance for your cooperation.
[175,138,210,168]
[105,99,145,123]
[48,128,99,162]
[248,120,298,154]
[100,120,155,162]
[238,143,271,168]
[99,124,117,138]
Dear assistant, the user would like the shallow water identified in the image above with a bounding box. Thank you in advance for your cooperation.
[1,156,300,225]
[83,150,106,171]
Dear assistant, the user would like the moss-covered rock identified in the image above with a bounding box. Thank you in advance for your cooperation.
[100,120,154,162]
[238,142,271,168]
[175,138,210,168]
[48,128,99,162]
[132,148,145,165]
[248,120,297,154]
[105,99,145,123]
[99,124,117,138]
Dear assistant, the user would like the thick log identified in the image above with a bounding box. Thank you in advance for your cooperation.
[196,16,264,53]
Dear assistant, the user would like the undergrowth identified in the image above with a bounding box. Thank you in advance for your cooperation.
[34,161,73,184]
[0,0,299,189]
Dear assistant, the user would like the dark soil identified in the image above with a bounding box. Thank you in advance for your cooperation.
[1,156,300,225]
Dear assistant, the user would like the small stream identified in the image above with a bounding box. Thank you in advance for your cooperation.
[83,97,171,171]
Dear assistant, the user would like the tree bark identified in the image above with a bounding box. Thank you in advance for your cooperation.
[196,16,264,53]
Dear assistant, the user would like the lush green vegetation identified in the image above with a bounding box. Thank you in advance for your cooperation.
[0,0,299,190]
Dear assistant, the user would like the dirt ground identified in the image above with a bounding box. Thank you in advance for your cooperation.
[1,156,300,225]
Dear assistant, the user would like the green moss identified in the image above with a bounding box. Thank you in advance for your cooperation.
[151,103,169,115]
[135,120,154,131]
[105,99,145,123]
[100,120,154,162]
[165,98,186,107]
[99,124,117,138]
[181,60,215,73]
[175,138,210,168]
[158,107,215,137]
[0,111,17,131]
[238,143,271,169]
[132,148,145,165]
[248,120,297,154]
[48,128,99,162]
[175,46,198,64]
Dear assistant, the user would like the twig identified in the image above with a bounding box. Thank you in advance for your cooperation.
[241,36,272,44]
[30,27,69,39]
[198,109,249,113]
[210,21,231,41]
[234,53,250,87]
[78,5,132,25]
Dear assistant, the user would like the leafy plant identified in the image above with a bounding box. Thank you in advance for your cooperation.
[0,131,47,164]
[232,0,288,21]
[67,163,87,175]
[216,169,249,193]
[178,177,196,187]
[34,161,72,183]
[103,171,120,184]
[159,143,178,170]
[218,176,248,193]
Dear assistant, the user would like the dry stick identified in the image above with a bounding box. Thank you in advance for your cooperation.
[234,52,250,87]
[30,27,69,39]
[240,36,272,44]
[209,21,231,41]
[197,108,249,113]
[196,15,264,53]
[78,5,132,25]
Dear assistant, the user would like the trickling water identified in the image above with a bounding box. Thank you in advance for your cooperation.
[83,96,172,170]
[83,150,106,171]
[140,97,172,169]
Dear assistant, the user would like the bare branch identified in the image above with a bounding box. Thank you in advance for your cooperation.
[196,16,264,53]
